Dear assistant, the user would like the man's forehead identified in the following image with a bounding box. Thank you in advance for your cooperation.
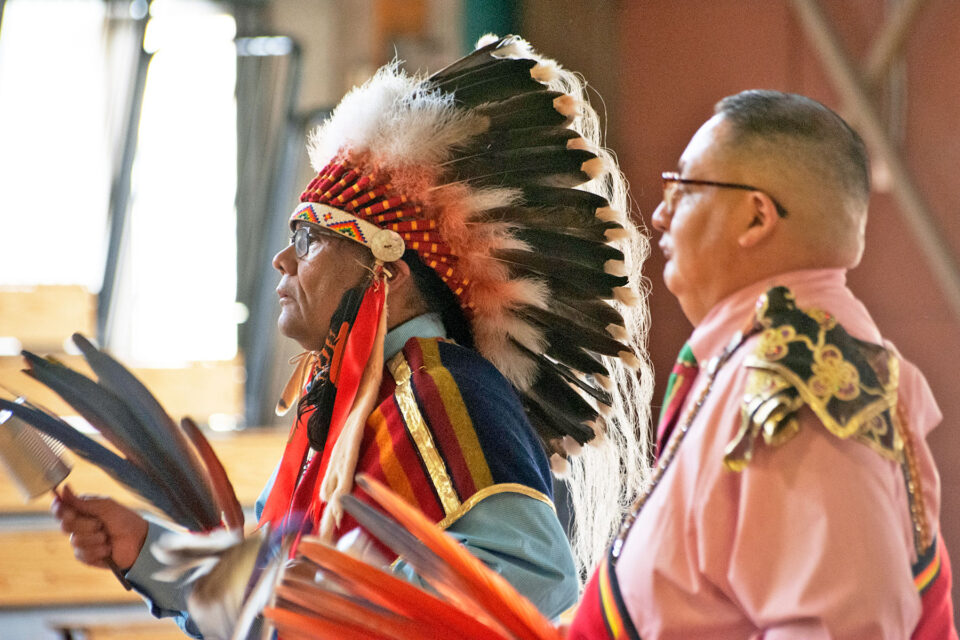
[678,115,733,174]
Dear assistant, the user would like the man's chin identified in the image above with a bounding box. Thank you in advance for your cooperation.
[276,313,299,340]
[662,265,679,295]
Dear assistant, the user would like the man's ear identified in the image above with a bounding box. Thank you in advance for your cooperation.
[738,191,780,248]
[386,258,413,290]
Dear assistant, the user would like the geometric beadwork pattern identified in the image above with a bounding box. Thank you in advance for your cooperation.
[295,161,474,311]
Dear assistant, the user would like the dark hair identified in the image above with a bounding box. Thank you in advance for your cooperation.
[402,249,474,349]
[714,90,870,205]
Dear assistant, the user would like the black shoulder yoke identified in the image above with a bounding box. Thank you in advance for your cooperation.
[723,286,901,471]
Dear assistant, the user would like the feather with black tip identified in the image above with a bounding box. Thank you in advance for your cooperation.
[512,337,612,407]
[518,184,610,213]
[511,228,623,268]
[521,397,582,443]
[426,35,515,84]
[550,296,624,333]
[495,249,627,299]
[477,205,621,243]
[529,367,598,424]
[475,90,571,132]
[434,58,544,107]
[455,125,580,157]
[540,334,607,376]
[449,146,597,189]
[520,306,629,358]
[534,353,611,407]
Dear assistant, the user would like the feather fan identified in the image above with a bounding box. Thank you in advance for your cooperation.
[3,334,242,533]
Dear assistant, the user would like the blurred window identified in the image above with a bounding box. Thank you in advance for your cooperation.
[0,0,239,365]
[0,0,112,290]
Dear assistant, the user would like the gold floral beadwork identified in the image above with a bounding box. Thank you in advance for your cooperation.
[806,307,837,330]
[757,326,796,361]
[808,344,861,401]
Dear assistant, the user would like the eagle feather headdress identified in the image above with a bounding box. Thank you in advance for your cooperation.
[293,35,648,452]
[286,35,654,569]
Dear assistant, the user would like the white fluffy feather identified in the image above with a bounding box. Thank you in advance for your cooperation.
[308,63,487,172]
[457,186,522,218]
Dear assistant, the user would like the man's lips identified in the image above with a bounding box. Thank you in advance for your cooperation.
[659,240,671,259]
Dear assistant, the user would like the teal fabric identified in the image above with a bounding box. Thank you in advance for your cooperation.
[382,311,445,360]
[394,492,579,620]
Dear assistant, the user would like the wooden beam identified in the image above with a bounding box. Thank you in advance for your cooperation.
[864,0,930,88]
[0,286,95,353]
[0,355,244,424]
[0,428,287,513]
[0,529,141,607]
[789,0,960,323]
[55,620,184,640]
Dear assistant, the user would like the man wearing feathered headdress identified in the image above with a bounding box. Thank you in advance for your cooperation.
[54,35,652,638]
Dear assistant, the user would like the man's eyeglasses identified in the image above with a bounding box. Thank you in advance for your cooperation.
[291,225,325,259]
[660,171,788,218]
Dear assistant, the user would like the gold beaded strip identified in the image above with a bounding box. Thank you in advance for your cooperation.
[894,403,931,554]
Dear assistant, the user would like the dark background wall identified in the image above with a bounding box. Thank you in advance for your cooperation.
[525,0,960,602]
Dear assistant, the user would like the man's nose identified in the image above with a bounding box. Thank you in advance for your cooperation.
[651,201,670,232]
[273,243,297,274]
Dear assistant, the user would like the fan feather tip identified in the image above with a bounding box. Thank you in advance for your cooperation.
[549,452,571,478]
[617,350,642,370]
[596,206,626,224]
[613,286,639,306]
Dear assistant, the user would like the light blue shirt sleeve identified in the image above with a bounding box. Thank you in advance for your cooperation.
[122,456,282,639]
[124,518,203,639]
[392,492,579,620]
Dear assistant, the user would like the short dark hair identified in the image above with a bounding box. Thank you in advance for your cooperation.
[714,90,870,205]
[403,250,474,349]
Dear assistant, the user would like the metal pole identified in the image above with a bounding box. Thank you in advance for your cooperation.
[235,38,307,427]
[790,0,960,323]
[98,14,152,344]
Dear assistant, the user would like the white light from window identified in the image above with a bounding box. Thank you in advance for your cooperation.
[110,1,238,366]
[0,1,110,290]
